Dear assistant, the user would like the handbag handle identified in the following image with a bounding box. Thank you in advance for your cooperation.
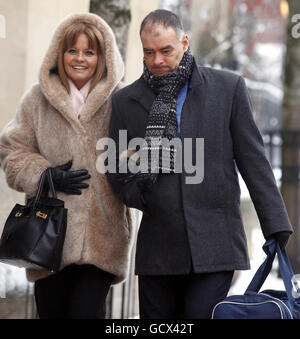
[32,170,48,210]
[46,168,57,199]
[32,168,57,209]
[245,237,300,305]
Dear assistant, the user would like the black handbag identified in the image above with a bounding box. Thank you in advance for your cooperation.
[0,168,67,272]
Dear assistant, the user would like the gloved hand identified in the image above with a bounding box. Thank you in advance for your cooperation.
[49,160,91,195]
[273,231,291,249]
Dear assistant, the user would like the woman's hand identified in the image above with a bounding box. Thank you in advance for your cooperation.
[49,160,91,195]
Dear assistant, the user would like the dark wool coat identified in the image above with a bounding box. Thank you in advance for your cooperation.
[108,62,293,275]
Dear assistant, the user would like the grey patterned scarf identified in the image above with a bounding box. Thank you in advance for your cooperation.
[137,48,194,189]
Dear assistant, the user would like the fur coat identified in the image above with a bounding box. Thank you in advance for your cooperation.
[0,13,133,284]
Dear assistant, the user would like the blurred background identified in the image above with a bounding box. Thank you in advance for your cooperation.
[0,0,299,319]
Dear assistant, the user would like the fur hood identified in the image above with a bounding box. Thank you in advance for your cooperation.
[0,13,133,284]
[39,12,124,121]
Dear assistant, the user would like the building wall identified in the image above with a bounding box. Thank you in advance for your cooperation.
[0,0,28,132]
[0,0,90,131]
[124,0,159,85]
[25,0,91,90]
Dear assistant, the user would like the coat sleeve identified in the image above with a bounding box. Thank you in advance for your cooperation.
[106,93,146,212]
[0,88,51,197]
[230,76,293,238]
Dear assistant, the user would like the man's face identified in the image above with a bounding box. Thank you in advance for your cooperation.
[141,24,189,76]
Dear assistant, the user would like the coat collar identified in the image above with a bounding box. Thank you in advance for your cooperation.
[189,60,204,88]
[128,60,203,113]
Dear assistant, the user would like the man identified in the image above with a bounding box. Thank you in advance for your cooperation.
[107,9,292,318]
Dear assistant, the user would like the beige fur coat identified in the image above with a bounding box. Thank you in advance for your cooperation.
[0,13,133,284]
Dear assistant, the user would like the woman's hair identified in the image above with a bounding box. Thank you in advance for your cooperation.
[58,21,106,93]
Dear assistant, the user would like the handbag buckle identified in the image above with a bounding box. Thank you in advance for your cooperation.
[36,211,47,219]
[15,212,22,217]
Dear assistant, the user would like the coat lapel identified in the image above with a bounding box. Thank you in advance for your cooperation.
[128,76,156,114]
[180,64,205,139]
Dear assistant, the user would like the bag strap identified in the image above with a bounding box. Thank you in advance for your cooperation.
[245,237,276,293]
[246,237,300,305]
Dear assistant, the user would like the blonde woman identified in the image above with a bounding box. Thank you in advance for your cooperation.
[0,13,132,319]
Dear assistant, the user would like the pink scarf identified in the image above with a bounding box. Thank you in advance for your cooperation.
[68,79,91,115]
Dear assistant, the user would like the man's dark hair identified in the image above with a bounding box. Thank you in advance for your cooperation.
[140,9,184,39]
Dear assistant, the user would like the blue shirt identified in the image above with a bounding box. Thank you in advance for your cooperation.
[176,81,189,136]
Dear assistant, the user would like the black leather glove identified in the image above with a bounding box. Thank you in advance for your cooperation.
[273,231,291,249]
[49,160,91,195]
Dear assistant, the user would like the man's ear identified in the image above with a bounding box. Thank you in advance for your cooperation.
[181,34,189,52]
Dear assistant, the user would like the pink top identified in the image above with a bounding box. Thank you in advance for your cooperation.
[68,79,91,115]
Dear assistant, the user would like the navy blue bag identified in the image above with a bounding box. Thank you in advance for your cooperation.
[212,238,300,319]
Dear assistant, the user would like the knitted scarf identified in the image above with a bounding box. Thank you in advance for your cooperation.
[137,49,194,188]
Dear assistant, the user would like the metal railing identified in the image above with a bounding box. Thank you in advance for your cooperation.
[263,129,300,182]
[263,129,300,272]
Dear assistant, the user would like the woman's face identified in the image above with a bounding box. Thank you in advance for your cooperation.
[64,33,98,90]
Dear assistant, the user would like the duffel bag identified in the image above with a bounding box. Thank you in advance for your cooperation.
[212,237,300,319]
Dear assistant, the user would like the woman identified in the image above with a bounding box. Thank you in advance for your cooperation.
[0,13,132,319]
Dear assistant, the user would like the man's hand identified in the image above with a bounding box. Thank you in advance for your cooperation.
[273,231,291,249]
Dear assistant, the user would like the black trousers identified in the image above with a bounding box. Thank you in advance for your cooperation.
[138,270,234,319]
[34,264,115,319]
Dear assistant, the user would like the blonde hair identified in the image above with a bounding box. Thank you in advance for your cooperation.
[58,21,106,93]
